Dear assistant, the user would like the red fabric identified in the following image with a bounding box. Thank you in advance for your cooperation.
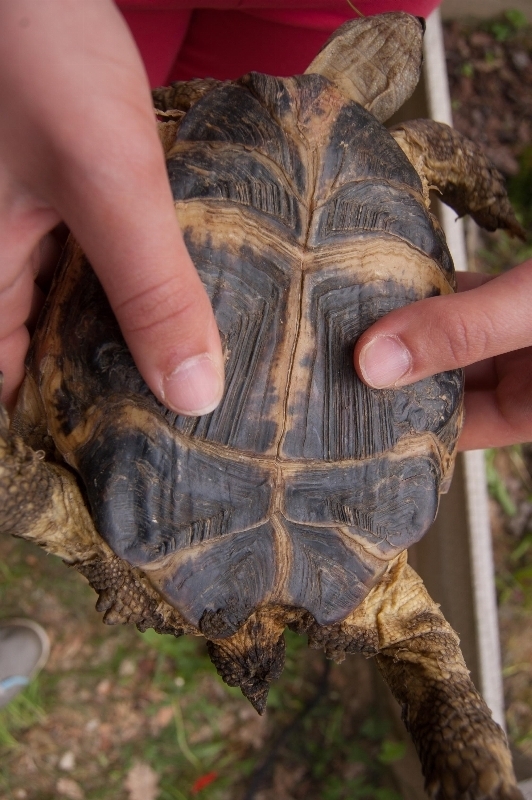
[118,1,441,87]
[123,9,191,85]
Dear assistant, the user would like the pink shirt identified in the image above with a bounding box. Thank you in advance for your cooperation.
[117,1,441,86]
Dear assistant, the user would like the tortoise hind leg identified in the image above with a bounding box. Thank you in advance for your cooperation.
[390,119,525,239]
[378,638,522,800]
[366,554,521,800]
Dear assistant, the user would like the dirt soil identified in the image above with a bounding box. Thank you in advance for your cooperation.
[444,15,532,177]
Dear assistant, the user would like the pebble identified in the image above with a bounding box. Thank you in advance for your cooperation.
[59,751,76,772]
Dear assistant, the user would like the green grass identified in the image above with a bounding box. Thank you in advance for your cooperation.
[0,679,45,749]
[486,449,517,517]
[488,448,532,610]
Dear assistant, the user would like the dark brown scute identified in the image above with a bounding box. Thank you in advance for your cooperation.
[279,279,461,461]
[284,455,441,554]
[173,238,290,453]
[75,422,273,565]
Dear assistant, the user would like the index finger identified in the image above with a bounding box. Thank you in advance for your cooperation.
[355,259,532,389]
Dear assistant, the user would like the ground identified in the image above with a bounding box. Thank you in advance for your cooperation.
[1,10,532,800]
[0,536,407,800]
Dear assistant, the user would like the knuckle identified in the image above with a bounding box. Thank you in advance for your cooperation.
[442,307,494,368]
[114,275,199,338]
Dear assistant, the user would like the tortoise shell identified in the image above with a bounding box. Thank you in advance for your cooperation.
[26,14,463,638]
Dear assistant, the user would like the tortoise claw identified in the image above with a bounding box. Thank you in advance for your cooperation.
[239,679,271,716]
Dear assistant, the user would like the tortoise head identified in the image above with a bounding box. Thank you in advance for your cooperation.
[305,12,424,122]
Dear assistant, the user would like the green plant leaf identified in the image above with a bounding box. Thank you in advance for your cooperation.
[378,739,406,764]
[510,532,532,562]
[505,9,528,30]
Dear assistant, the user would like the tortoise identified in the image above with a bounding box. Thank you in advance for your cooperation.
[0,12,526,799]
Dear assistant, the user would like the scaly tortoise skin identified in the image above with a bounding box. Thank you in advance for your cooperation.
[0,13,525,799]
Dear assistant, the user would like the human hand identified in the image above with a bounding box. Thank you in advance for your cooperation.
[0,0,223,415]
[354,260,532,451]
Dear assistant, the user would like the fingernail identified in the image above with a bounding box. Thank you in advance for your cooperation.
[359,335,412,388]
[162,353,224,415]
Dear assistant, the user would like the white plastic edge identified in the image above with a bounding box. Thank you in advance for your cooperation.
[424,10,506,731]
[463,450,505,730]
[424,8,468,273]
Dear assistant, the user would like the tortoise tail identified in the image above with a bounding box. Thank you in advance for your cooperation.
[206,615,286,714]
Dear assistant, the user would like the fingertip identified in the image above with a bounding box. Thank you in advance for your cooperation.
[113,259,225,416]
[356,333,413,389]
[122,304,225,416]
[161,351,225,416]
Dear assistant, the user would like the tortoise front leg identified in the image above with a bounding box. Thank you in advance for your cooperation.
[390,119,524,239]
[364,554,522,800]
[0,399,105,562]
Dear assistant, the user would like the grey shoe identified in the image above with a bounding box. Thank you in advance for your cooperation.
[0,619,50,709]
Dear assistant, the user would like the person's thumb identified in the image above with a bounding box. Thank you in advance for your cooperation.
[354,260,532,387]
[4,0,224,416]
[64,128,225,416]
[29,7,226,417]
